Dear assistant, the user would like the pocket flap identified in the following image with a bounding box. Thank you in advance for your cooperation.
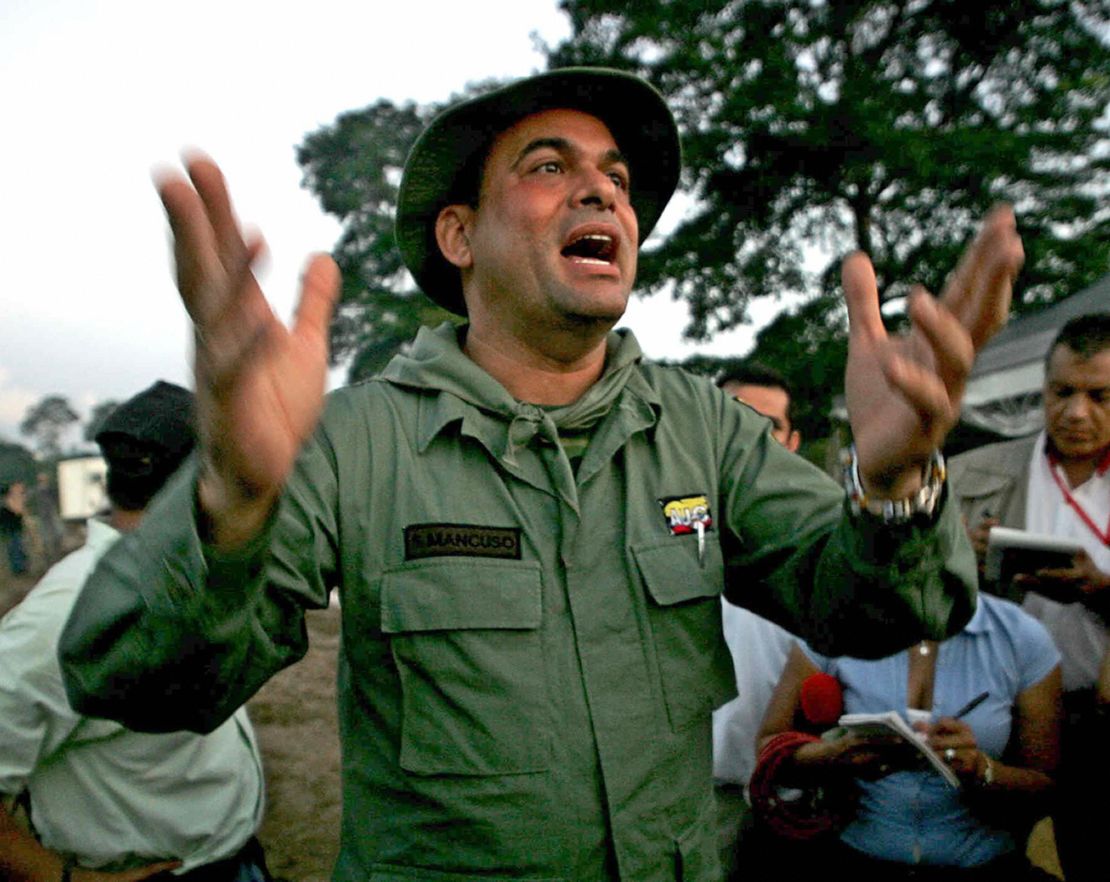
[633,538,724,606]
[381,560,542,633]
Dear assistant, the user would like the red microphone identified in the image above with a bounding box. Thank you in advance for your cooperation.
[800,672,843,728]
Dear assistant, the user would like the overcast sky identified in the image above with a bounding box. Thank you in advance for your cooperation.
[0,0,760,451]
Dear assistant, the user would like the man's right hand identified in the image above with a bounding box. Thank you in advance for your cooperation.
[1020,550,1110,615]
[0,798,182,882]
[73,861,182,882]
[156,155,340,550]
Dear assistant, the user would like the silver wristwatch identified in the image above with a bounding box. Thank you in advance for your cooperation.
[841,445,947,525]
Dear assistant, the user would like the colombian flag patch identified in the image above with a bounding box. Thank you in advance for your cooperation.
[658,494,713,536]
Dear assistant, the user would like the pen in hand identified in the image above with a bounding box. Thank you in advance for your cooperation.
[953,691,989,719]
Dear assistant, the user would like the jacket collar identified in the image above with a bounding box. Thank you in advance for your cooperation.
[379,322,659,510]
[380,322,660,456]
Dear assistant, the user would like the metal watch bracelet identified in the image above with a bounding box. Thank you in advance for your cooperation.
[840,445,947,525]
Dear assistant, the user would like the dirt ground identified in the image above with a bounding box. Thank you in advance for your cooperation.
[250,606,342,882]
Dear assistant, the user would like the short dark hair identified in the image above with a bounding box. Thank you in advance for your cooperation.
[715,360,795,429]
[99,438,192,512]
[1047,313,1110,366]
[716,361,792,395]
[452,146,486,210]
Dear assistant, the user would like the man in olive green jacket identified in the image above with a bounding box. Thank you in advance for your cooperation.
[60,69,1024,882]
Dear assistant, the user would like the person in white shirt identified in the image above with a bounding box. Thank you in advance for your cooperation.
[711,362,802,880]
[0,382,267,882]
[950,312,1110,882]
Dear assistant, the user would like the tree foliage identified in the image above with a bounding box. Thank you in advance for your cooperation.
[670,296,849,459]
[298,1,1108,408]
[742,295,851,441]
[297,86,503,381]
[0,440,36,486]
[548,0,1110,339]
[20,396,79,458]
[84,399,120,443]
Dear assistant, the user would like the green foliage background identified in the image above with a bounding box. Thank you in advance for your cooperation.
[296,0,1109,443]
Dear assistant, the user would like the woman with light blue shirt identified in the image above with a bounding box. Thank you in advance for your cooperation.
[757,593,1061,880]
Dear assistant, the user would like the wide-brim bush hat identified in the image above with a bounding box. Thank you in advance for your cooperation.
[396,67,681,315]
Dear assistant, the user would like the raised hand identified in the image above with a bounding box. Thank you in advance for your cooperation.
[156,154,340,548]
[844,207,1024,498]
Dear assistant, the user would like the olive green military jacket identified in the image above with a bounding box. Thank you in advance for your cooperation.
[60,324,976,882]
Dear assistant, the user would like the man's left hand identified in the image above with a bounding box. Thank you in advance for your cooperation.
[844,206,1024,499]
[1024,550,1110,617]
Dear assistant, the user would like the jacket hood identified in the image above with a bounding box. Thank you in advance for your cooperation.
[380,322,646,424]
[378,322,652,474]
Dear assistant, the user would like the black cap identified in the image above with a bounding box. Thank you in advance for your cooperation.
[94,381,195,462]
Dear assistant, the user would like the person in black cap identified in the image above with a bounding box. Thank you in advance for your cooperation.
[61,68,1023,881]
[0,381,268,882]
[91,381,198,529]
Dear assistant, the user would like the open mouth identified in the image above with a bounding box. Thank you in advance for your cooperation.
[561,232,618,265]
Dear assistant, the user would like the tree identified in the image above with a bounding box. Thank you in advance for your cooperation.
[20,396,79,458]
[297,87,503,381]
[84,399,120,443]
[546,0,1110,337]
[298,2,1107,403]
[0,440,36,487]
[743,296,851,441]
[669,296,849,463]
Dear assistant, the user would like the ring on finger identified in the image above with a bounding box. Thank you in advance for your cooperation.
[944,747,956,762]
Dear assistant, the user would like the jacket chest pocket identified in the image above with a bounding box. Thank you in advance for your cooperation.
[380,559,550,776]
[633,538,737,732]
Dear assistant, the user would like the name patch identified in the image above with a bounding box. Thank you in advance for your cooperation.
[658,494,713,536]
[404,524,523,561]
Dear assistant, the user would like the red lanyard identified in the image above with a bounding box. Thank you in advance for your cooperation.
[1046,448,1110,547]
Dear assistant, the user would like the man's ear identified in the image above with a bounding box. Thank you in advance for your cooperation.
[435,205,474,270]
[786,430,801,454]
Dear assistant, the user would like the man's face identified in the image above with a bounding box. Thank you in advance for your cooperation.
[2,481,26,514]
[721,381,800,452]
[458,108,638,338]
[1043,343,1110,462]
